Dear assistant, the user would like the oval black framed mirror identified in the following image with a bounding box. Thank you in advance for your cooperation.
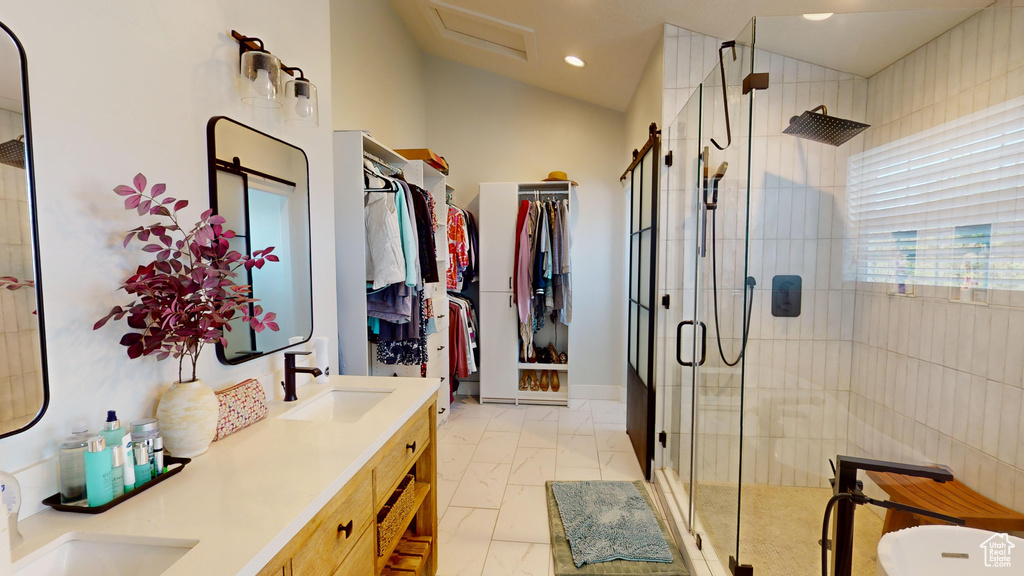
[0,21,49,438]
[207,117,313,364]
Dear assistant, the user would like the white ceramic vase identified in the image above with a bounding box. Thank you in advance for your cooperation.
[156,379,219,458]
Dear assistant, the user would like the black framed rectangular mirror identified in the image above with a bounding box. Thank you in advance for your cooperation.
[0,21,48,437]
[207,117,313,364]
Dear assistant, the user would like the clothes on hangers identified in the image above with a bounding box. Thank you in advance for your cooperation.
[364,168,443,365]
[513,197,572,358]
[463,211,479,283]
[447,206,469,289]
[447,293,478,382]
[364,182,405,289]
[410,183,440,284]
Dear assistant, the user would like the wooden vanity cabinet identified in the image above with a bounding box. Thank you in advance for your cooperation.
[257,400,438,576]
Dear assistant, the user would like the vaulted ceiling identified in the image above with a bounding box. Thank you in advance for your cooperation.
[390,0,992,111]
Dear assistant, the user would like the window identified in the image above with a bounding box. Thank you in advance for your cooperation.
[847,96,1024,298]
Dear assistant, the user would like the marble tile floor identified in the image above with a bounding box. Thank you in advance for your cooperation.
[436,396,657,576]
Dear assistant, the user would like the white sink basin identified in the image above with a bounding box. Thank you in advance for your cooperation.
[279,388,394,423]
[13,533,197,576]
[878,525,1024,576]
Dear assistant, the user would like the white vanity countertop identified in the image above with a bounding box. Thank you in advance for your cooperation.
[14,375,440,576]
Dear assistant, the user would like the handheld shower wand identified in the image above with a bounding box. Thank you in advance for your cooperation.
[706,161,728,210]
[701,150,755,367]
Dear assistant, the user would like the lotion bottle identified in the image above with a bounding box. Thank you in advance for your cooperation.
[100,411,126,447]
[109,444,125,499]
[0,473,21,548]
[83,436,113,507]
[133,443,152,488]
[120,434,136,493]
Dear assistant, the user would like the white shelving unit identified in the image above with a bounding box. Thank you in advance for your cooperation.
[478,181,573,406]
[333,131,451,425]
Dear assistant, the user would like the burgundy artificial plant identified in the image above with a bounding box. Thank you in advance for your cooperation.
[95,173,279,384]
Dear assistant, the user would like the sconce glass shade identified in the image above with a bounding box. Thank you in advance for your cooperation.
[239,50,283,108]
[285,77,319,126]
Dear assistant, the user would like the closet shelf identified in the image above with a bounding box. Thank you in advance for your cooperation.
[517,362,569,372]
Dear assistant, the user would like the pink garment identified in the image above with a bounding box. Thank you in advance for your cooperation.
[514,201,532,323]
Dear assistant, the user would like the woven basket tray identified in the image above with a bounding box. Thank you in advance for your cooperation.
[377,474,416,556]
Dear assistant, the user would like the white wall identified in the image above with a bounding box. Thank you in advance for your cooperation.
[330,0,426,145]
[423,55,628,399]
[0,0,336,513]
[624,35,663,159]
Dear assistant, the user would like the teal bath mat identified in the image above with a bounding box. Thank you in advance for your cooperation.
[547,480,687,574]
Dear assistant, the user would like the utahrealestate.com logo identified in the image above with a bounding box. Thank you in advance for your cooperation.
[980,533,1015,568]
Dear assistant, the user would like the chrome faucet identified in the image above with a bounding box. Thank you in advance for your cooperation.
[828,455,963,576]
[281,351,323,402]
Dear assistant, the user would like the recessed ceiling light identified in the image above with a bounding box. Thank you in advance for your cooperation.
[802,13,834,21]
[564,55,585,68]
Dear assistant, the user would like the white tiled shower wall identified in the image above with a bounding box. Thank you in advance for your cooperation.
[658,23,866,489]
[849,4,1024,512]
[0,109,43,435]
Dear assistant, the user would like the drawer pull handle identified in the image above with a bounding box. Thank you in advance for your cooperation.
[338,520,353,538]
[437,314,446,319]
[439,407,446,414]
[406,441,417,452]
[437,345,445,351]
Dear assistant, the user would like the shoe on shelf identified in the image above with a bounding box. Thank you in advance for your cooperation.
[551,372,560,392]
[547,344,562,364]
[519,372,529,391]
[535,345,552,364]
[528,371,540,391]
[540,371,549,391]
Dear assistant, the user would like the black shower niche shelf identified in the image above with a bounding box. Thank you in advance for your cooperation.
[43,455,190,514]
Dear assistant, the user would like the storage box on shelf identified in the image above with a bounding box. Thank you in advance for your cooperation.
[478,181,573,406]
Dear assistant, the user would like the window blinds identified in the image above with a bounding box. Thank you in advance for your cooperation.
[846,95,1024,291]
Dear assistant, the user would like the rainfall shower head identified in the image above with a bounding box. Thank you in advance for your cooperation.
[783,105,869,147]
[0,136,25,169]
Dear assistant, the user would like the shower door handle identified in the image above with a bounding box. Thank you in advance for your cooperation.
[676,320,707,367]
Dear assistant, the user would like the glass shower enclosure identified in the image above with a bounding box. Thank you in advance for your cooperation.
[657,7,993,576]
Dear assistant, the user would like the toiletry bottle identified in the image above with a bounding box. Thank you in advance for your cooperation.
[0,473,22,548]
[120,434,136,493]
[153,436,164,476]
[83,436,114,507]
[130,418,159,477]
[57,424,91,506]
[133,443,152,488]
[99,410,126,448]
[109,444,125,499]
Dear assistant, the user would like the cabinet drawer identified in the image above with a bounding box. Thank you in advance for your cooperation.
[331,528,374,576]
[291,468,372,575]
[433,298,449,333]
[374,407,430,506]
[428,328,448,359]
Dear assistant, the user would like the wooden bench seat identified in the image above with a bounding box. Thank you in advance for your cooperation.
[867,470,1024,535]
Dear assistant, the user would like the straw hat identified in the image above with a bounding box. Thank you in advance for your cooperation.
[542,171,578,186]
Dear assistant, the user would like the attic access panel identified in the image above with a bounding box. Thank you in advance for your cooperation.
[424,1,537,63]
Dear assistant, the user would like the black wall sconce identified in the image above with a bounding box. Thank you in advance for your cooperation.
[232,31,319,126]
